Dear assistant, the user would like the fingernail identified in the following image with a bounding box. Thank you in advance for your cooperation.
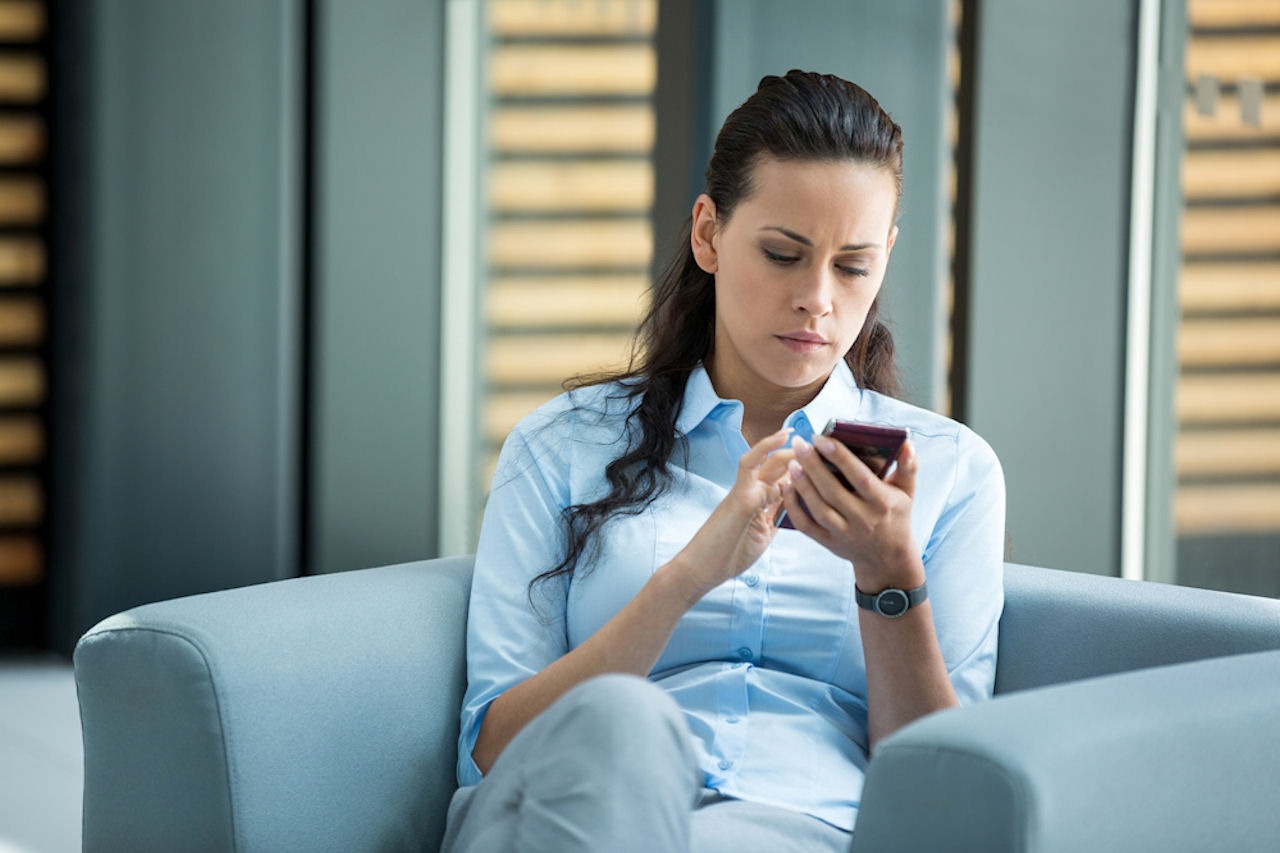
[813,435,835,454]
[793,436,812,456]
[788,460,805,479]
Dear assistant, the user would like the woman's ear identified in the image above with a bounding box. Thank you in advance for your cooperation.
[886,224,899,257]
[690,194,719,274]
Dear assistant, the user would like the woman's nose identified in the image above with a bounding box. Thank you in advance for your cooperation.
[793,268,835,316]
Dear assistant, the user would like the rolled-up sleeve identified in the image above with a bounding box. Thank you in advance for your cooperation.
[456,412,573,786]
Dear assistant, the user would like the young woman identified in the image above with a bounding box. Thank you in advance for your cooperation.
[442,70,1005,853]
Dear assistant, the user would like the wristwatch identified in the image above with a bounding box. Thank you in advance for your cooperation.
[855,582,928,618]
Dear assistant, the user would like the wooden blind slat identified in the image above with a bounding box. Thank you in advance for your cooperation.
[1178,373,1280,423]
[1183,149,1280,199]
[0,236,44,285]
[0,55,44,102]
[1181,205,1280,255]
[0,414,41,464]
[490,219,653,269]
[1179,317,1280,366]
[0,297,42,346]
[487,275,648,328]
[485,391,561,444]
[0,475,40,525]
[490,0,656,36]
[1177,428,1280,476]
[1186,36,1280,81]
[0,176,44,225]
[486,332,633,385]
[1184,94,1280,139]
[490,160,654,212]
[0,1,45,40]
[0,356,43,406]
[491,106,654,154]
[0,115,43,164]
[1181,262,1280,311]
[1176,483,1280,534]
[490,45,655,96]
[0,534,40,585]
[1189,0,1280,29]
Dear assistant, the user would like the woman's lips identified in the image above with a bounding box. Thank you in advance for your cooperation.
[776,332,828,354]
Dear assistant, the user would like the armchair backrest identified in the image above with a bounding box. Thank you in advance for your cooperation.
[998,563,1280,694]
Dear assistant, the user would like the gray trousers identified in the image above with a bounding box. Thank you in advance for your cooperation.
[441,674,853,853]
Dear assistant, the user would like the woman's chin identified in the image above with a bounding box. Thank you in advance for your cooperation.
[760,362,836,393]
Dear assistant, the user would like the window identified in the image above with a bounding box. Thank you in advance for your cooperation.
[0,0,46,645]
[1169,0,1280,594]
[479,0,657,493]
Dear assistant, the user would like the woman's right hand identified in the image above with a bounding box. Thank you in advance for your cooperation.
[665,428,794,602]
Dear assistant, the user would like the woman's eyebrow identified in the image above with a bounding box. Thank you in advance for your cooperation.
[759,225,879,252]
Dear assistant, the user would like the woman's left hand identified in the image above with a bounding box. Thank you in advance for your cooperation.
[781,434,920,587]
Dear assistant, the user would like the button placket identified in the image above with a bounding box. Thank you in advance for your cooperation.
[710,655,750,784]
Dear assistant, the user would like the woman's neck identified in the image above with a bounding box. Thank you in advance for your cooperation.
[705,355,829,446]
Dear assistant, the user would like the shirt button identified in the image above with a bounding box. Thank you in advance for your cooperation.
[717,759,732,771]
[743,573,759,588]
[736,647,753,660]
[725,716,740,725]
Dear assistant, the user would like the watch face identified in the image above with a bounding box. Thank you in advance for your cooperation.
[876,589,909,617]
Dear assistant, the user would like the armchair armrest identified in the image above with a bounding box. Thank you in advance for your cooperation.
[855,647,1280,852]
[74,556,473,853]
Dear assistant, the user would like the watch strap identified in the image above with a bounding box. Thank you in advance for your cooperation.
[855,581,928,617]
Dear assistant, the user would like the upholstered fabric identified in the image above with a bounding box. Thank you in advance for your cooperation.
[855,648,1280,852]
[75,558,1280,852]
[75,557,472,853]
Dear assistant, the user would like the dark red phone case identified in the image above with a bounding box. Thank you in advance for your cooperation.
[776,420,908,528]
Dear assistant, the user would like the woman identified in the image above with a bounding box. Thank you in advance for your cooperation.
[443,70,1005,852]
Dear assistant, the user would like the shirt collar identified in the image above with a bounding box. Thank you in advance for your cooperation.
[675,360,864,439]
[676,364,741,436]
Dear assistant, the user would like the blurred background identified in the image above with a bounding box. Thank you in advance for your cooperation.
[0,0,1276,659]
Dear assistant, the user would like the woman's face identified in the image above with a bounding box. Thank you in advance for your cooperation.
[692,156,898,403]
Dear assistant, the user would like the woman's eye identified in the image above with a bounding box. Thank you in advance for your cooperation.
[763,248,799,265]
[837,264,870,278]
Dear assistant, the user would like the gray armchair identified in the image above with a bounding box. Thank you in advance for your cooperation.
[74,557,1280,852]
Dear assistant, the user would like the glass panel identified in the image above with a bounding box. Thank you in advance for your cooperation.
[1172,0,1280,596]
[478,0,657,494]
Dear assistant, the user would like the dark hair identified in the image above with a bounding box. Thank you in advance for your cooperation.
[530,70,905,593]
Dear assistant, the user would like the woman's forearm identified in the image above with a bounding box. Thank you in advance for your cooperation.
[473,430,792,774]
[471,557,706,775]
[857,557,957,752]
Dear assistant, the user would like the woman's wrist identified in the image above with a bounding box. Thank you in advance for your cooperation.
[853,551,926,594]
[654,554,717,608]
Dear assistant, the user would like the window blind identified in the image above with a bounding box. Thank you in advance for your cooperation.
[0,0,45,590]
[1175,0,1280,535]
[482,0,656,486]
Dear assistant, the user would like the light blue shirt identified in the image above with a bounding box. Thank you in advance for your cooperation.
[457,360,1005,830]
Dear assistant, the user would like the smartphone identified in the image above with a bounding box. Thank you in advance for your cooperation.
[776,419,908,528]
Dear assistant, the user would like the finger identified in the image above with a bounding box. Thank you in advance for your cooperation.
[756,448,796,485]
[793,435,872,511]
[779,478,833,544]
[789,439,846,518]
[739,427,793,473]
[811,434,881,500]
[885,439,918,498]
[786,459,849,534]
